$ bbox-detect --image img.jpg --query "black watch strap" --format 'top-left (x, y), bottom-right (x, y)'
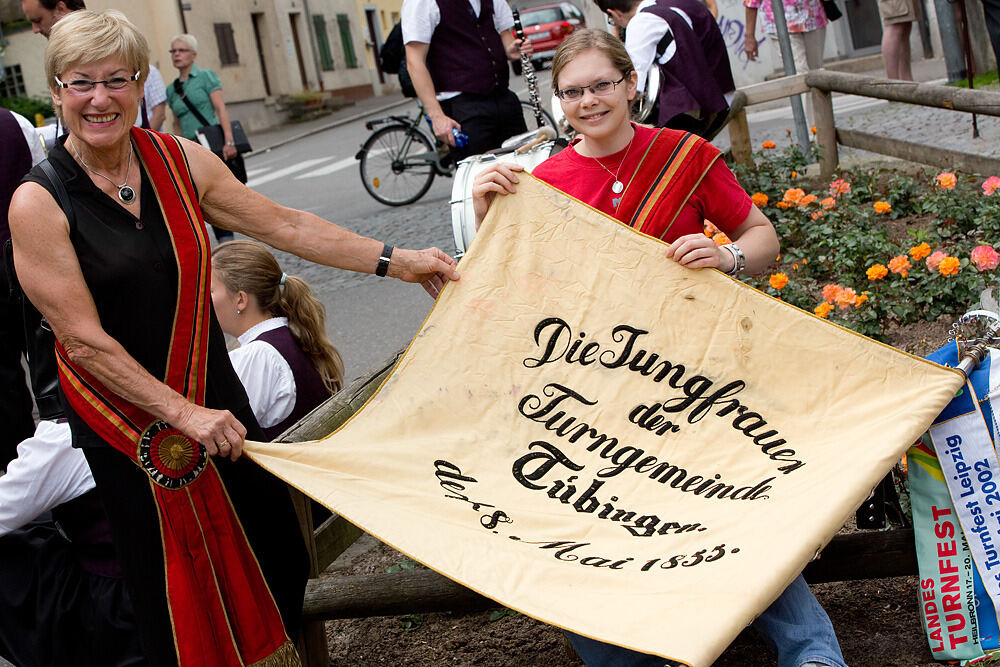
top-left (376, 243), bottom-right (394, 277)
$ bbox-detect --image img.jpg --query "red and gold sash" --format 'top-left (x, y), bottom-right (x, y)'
top-left (56, 128), bottom-right (299, 667)
top-left (615, 129), bottom-right (721, 241)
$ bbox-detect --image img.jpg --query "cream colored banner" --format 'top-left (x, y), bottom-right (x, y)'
top-left (246, 176), bottom-right (963, 666)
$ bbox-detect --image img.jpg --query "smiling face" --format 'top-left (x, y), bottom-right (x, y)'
top-left (53, 56), bottom-right (142, 151)
top-left (556, 48), bottom-right (637, 152)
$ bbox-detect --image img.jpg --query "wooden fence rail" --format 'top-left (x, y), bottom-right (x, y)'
top-left (727, 69), bottom-right (1000, 180)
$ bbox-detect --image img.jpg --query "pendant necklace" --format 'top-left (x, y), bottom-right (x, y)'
top-left (591, 129), bottom-right (635, 195)
top-left (72, 138), bottom-right (136, 205)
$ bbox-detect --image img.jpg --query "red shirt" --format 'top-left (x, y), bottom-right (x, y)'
top-left (532, 124), bottom-right (752, 241)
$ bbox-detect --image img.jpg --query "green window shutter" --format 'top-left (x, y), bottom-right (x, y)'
top-left (313, 14), bottom-right (335, 70)
top-left (336, 14), bottom-right (358, 69)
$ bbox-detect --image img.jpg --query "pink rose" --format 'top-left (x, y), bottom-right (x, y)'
top-left (972, 245), bottom-right (1000, 272)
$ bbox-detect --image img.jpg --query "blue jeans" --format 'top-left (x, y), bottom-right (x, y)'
top-left (565, 574), bottom-right (847, 667)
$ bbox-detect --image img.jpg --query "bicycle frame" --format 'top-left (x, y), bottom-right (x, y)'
top-left (357, 106), bottom-right (454, 177)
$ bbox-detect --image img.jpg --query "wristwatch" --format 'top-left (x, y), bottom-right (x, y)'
top-left (224, 141), bottom-right (236, 147)
top-left (722, 243), bottom-right (745, 276)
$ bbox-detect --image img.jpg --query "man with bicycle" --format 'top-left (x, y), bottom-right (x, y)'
top-left (402, 0), bottom-right (531, 161)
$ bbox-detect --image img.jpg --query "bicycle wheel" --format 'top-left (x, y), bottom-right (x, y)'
top-left (359, 124), bottom-right (437, 206)
top-left (519, 100), bottom-right (559, 139)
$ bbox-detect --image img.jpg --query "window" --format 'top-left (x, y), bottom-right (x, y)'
top-left (336, 14), bottom-right (359, 69)
top-left (0, 64), bottom-right (26, 98)
top-left (214, 22), bottom-right (239, 65)
top-left (313, 14), bottom-right (336, 70)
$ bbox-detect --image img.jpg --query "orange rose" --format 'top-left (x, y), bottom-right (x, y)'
top-left (888, 255), bottom-right (911, 277)
top-left (811, 211), bottom-right (824, 221)
top-left (935, 172), bottom-right (957, 190)
top-left (798, 194), bottom-right (818, 207)
top-left (783, 188), bottom-right (805, 204)
top-left (834, 287), bottom-right (858, 309)
top-left (751, 192), bottom-right (769, 207)
top-left (938, 256), bottom-right (961, 276)
top-left (866, 264), bottom-right (888, 280)
top-left (762, 141), bottom-right (777, 149)
top-left (814, 302), bottom-right (833, 318)
top-left (854, 293), bottom-right (869, 306)
top-left (769, 273), bottom-right (789, 290)
top-left (873, 201), bottom-right (891, 214)
top-left (821, 283), bottom-right (843, 303)
top-left (776, 201), bottom-right (791, 210)
top-left (909, 242), bottom-right (931, 261)
top-left (821, 197), bottom-right (836, 210)
top-left (712, 232), bottom-right (732, 246)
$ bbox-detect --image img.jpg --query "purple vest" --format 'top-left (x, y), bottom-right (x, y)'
top-left (51, 489), bottom-right (123, 578)
top-left (427, 0), bottom-right (510, 95)
top-left (256, 325), bottom-right (331, 440)
top-left (1, 109), bottom-right (33, 246)
top-left (641, 0), bottom-right (735, 126)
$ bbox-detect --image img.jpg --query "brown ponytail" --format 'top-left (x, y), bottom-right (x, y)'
top-left (212, 240), bottom-right (345, 393)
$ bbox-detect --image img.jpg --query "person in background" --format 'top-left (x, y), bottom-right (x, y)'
top-left (470, 29), bottom-right (846, 667)
top-left (137, 64), bottom-right (167, 131)
top-left (878, 0), bottom-right (917, 80)
top-left (19, 0), bottom-right (83, 37)
top-left (10, 10), bottom-right (457, 666)
top-left (401, 0), bottom-right (531, 161)
top-left (165, 32), bottom-right (240, 242)
top-left (597, 0), bottom-right (735, 138)
top-left (744, 0), bottom-right (828, 74)
top-left (1, 109), bottom-right (47, 470)
top-left (211, 240), bottom-right (344, 440)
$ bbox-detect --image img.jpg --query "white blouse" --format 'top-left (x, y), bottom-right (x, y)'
top-left (229, 317), bottom-right (297, 430)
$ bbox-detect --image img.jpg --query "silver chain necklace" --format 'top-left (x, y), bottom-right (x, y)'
top-left (71, 138), bottom-right (136, 205)
top-left (590, 129), bottom-right (636, 195)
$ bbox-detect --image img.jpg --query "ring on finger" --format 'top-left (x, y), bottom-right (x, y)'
top-left (218, 439), bottom-right (230, 449)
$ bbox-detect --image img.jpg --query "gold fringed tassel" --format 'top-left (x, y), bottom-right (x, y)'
top-left (249, 641), bottom-right (302, 667)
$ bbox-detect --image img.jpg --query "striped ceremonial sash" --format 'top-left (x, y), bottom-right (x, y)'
top-left (616, 129), bottom-right (721, 240)
top-left (56, 128), bottom-right (299, 667)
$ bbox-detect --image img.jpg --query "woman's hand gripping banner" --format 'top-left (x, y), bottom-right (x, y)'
top-left (246, 176), bottom-right (964, 666)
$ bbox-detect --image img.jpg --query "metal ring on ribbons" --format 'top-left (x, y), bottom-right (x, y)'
top-left (138, 420), bottom-right (209, 489)
top-left (950, 309), bottom-right (1000, 345)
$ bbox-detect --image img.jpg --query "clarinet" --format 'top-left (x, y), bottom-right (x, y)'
top-left (512, 8), bottom-right (546, 130)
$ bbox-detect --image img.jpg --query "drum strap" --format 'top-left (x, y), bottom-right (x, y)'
top-left (617, 129), bottom-right (720, 240)
top-left (56, 127), bottom-right (299, 667)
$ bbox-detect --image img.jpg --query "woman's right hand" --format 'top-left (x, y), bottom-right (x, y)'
top-left (174, 403), bottom-right (248, 461)
top-left (472, 163), bottom-right (525, 230)
top-left (744, 35), bottom-right (759, 61)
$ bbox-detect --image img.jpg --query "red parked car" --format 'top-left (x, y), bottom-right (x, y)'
top-left (512, 2), bottom-right (586, 74)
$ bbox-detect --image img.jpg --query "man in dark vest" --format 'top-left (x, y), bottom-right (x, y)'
top-left (402, 0), bottom-right (531, 161)
top-left (1, 109), bottom-right (46, 469)
top-left (597, 0), bottom-right (735, 139)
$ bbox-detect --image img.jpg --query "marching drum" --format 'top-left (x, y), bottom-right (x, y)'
top-left (450, 133), bottom-right (561, 256)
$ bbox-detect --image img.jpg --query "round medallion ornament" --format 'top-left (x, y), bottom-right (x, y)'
top-left (118, 185), bottom-right (136, 205)
top-left (138, 420), bottom-right (208, 489)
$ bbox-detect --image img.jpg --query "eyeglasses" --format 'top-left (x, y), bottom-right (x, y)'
top-left (54, 71), bottom-right (140, 93)
top-left (554, 73), bottom-right (629, 102)
top-left (168, 48), bottom-right (192, 54)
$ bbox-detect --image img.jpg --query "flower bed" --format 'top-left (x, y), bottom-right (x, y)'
top-left (729, 139), bottom-right (1000, 342)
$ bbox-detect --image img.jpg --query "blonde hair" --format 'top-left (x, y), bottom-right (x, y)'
top-left (170, 34), bottom-right (198, 52)
top-left (46, 10), bottom-right (149, 94)
top-left (551, 29), bottom-right (633, 92)
top-left (212, 241), bottom-right (345, 394)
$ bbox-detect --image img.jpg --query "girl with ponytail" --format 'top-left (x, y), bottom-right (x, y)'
top-left (211, 240), bottom-right (345, 440)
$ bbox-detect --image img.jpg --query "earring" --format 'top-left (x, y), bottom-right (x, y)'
top-left (236, 309), bottom-right (242, 316)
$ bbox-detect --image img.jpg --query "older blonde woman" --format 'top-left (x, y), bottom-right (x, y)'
top-left (9, 10), bottom-right (457, 666)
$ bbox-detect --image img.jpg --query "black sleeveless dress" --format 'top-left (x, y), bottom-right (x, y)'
top-left (24, 137), bottom-right (309, 666)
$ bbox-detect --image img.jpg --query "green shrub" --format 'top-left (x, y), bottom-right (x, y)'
top-left (0, 96), bottom-right (54, 122)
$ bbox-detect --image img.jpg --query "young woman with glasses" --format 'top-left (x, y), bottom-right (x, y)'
top-left (471, 28), bottom-right (847, 667)
top-left (472, 28), bottom-right (777, 279)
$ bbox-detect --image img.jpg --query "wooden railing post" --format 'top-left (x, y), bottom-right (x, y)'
top-left (728, 108), bottom-right (753, 167)
top-left (811, 85), bottom-right (837, 181)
